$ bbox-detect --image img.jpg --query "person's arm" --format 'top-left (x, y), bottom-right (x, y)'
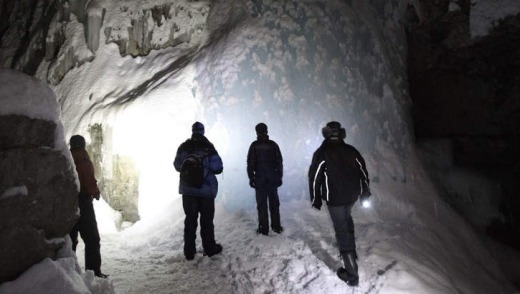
top-left (308, 149), bottom-right (324, 210)
top-left (208, 145), bottom-right (223, 175)
top-left (355, 150), bottom-right (370, 195)
top-left (80, 157), bottom-right (101, 199)
top-left (246, 143), bottom-right (256, 187)
top-left (274, 142), bottom-right (283, 181)
top-left (173, 143), bottom-right (187, 172)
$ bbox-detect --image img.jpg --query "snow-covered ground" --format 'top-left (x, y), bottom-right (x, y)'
top-left (3, 171), bottom-right (516, 294)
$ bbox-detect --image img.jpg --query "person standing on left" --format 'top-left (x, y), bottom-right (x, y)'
top-left (174, 122), bottom-right (224, 260)
top-left (69, 135), bottom-right (108, 278)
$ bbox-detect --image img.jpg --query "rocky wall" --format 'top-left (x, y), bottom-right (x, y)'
top-left (0, 114), bottom-right (78, 283)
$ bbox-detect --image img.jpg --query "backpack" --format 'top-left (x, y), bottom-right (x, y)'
top-left (180, 153), bottom-right (206, 188)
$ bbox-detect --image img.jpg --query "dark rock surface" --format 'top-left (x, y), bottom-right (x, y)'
top-left (406, 0), bottom-right (520, 249)
top-left (0, 86), bottom-right (78, 283)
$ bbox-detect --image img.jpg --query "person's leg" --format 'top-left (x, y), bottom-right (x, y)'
top-left (69, 216), bottom-right (80, 251)
top-left (346, 213), bottom-right (357, 258)
top-left (77, 194), bottom-right (102, 276)
top-left (267, 186), bottom-right (282, 233)
top-left (199, 197), bottom-right (216, 250)
top-left (328, 204), bottom-right (356, 253)
top-left (69, 193), bottom-right (83, 252)
top-left (200, 197), bottom-right (222, 256)
top-left (182, 195), bottom-right (199, 259)
top-left (328, 204), bottom-right (358, 285)
top-left (255, 186), bottom-right (269, 235)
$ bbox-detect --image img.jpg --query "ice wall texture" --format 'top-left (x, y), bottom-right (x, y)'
top-left (12, 0), bottom-right (414, 203)
top-left (195, 0), bottom-right (413, 201)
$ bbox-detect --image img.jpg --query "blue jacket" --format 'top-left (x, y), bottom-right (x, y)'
top-left (174, 134), bottom-right (223, 197)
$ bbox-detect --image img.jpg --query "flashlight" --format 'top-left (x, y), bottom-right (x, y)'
top-left (361, 199), bottom-right (371, 208)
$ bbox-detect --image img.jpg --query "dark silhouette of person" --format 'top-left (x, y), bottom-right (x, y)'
top-left (247, 123), bottom-right (284, 235)
top-left (174, 122), bottom-right (224, 260)
top-left (308, 121), bottom-right (371, 287)
top-left (69, 135), bottom-right (107, 278)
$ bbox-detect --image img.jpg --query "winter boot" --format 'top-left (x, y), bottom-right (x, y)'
top-left (337, 252), bottom-right (359, 286)
top-left (184, 251), bottom-right (195, 261)
top-left (203, 243), bottom-right (223, 257)
top-left (272, 226), bottom-right (284, 234)
top-left (256, 226), bottom-right (268, 236)
top-left (94, 271), bottom-right (109, 278)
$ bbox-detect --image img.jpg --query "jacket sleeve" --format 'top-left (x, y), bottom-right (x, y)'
top-left (308, 149), bottom-right (325, 208)
top-left (274, 142), bottom-right (283, 179)
top-left (79, 157), bottom-right (100, 196)
top-left (173, 144), bottom-right (186, 172)
top-left (246, 142), bottom-right (255, 180)
top-left (208, 148), bottom-right (223, 175)
top-left (355, 150), bottom-right (370, 194)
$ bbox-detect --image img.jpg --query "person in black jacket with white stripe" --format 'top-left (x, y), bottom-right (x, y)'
top-left (308, 121), bottom-right (371, 287)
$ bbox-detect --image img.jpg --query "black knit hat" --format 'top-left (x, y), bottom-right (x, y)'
top-left (70, 135), bottom-right (86, 149)
top-left (192, 121), bottom-right (205, 134)
top-left (255, 123), bottom-right (268, 134)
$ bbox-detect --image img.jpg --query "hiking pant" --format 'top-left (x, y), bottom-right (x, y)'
top-left (328, 204), bottom-right (356, 254)
top-left (255, 184), bottom-right (281, 234)
top-left (70, 192), bottom-right (102, 275)
top-left (182, 195), bottom-right (217, 254)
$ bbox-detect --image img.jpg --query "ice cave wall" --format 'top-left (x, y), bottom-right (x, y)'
top-left (1, 0), bottom-right (519, 290)
top-left (1, 0), bottom-right (416, 216)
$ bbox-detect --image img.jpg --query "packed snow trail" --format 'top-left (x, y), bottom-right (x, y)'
top-left (76, 199), bottom-right (395, 294)
top-left (75, 194), bottom-right (513, 294)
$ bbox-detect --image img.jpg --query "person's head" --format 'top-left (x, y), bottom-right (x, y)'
top-left (69, 135), bottom-right (86, 149)
top-left (255, 122), bottom-right (268, 135)
top-left (321, 121), bottom-right (346, 140)
top-left (192, 121), bottom-right (205, 135)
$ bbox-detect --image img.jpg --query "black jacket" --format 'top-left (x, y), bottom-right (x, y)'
top-left (247, 134), bottom-right (283, 187)
top-left (308, 138), bottom-right (370, 207)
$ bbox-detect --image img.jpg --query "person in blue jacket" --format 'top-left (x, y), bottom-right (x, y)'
top-left (308, 121), bottom-right (371, 287)
top-left (247, 123), bottom-right (284, 235)
top-left (174, 121), bottom-right (223, 260)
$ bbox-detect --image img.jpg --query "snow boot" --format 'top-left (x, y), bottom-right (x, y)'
top-left (272, 226), bottom-right (284, 234)
top-left (256, 226), bottom-right (268, 236)
top-left (94, 271), bottom-right (109, 279)
top-left (337, 252), bottom-right (359, 286)
top-left (203, 243), bottom-right (223, 257)
top-left (184, 251), bottom-right (195, 261)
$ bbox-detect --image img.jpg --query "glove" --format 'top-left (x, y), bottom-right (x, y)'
top-left (360, 190), bottom-right (371, 203)
top-left (249, 179), bottom-right (255, 188)
top-left (93, 192), bottom-right (101, 201)
top-left (360, 191), bottom-right (371, 208)
top-left (312, 202), bottom-right (321, 210)
top-left (277, 178), bottom-right (282, 187)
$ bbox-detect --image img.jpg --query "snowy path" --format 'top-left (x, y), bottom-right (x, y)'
top-left (76, 199), bottom-right (391, 294)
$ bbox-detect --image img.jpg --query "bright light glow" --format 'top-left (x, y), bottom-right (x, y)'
top-left (362, 199), bottom-right (371, 208)
top-left (93, 197), bottom-right (119, 234)
top-left (110, 74), bottom-right (199, 220)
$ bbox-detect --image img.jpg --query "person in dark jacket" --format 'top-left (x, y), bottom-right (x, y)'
top-left (69, 135), bottom-right (108, 278)
top-left (174, 122), bottom-right (224, 260)
top-left (308, 121), bottom-right (371, 287)
top-left (247, 123), bottom-right (284, 235)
